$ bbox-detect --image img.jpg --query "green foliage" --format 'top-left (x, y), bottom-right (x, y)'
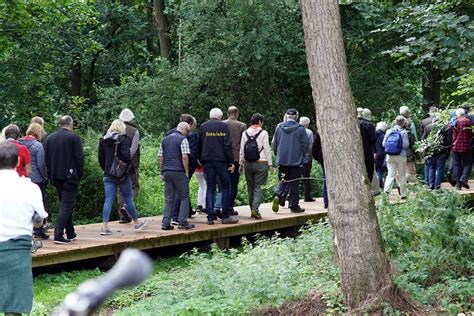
top-left (378, 187), bottom-right (474, 313)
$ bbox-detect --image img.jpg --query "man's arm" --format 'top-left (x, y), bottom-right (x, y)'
top-left (182, 154), bottom-right (189, 177)
top-left (130, 130), bottom-right (139, 158)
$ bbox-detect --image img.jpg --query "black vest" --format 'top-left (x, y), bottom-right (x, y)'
top-left (162, 131), bottom-right (186, 172)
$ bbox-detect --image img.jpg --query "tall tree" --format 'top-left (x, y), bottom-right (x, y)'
top-left (154, 0), bottom-right (171, 59)
top-left (300, 0), bottom-right (421, 312)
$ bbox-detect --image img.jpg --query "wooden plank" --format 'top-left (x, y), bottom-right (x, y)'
top-left (32, 200), bottom-right (328, 268)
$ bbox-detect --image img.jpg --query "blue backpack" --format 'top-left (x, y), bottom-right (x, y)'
top-left (384, 129), bottom-right (403, 155)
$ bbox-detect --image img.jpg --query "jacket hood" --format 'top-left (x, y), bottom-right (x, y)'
top-left (280, 120), bottom-right (301, 133)
top-left (103, 132), bottom-right (121, 144)
top-left (245, 126), bottom-right (262, 136)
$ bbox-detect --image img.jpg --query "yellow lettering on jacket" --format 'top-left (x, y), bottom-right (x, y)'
top-left (205, 132), bottom-right (226, 137)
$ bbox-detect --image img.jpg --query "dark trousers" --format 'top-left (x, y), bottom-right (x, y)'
top-left (301, 162), bottom-right (313, 200)
top-left (427, 152), bottom-right (448, 189)
top-left (172, 168), bottom-right (195, 221)
top-left (162, 171), bottom-right (190, 226)
top-left (118, 170), bottom-right (139, 210)
top-left (204, 161), bottom-right (230, 220)
top-left (52, 180), bottom-right (78, 239)
top-left (452, 151), bottom-right (472, 183)
top-left (364, 158), bottom-right (374, 183)
top-left (277, 165), bottom-right (302, 209)
top-left (321, 166), bottom-right (328, 208)
top-left (228, 161), bottom-right (240, 208)
top-left (33, 181), bottom-right (47, 235)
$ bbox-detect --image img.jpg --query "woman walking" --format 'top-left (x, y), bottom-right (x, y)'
top-left (98, 120), bottom-right (147, 235)
top-left (239, 113), bottom-right (272, 219)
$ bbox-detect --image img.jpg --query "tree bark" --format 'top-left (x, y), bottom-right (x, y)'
top-left (422, 62), bottom-right (441, 108)
top-left (154, 0), bottom-right (171, 59)
top-left (300, 0), bottom-right (392, 311)
top-left (71, 59), bottom-right (82, 97)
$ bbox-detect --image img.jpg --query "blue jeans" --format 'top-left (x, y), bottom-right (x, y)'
top-left (102, 176), bottom-right (138, 222)
top-left (424, 162), bottom-right (430, 185)
top-left (204, 161), bottom-right (230, 220)
top-left (427, 152), bottom-right (448, 189)
top-left (215, 191), bottom-right (222, 210)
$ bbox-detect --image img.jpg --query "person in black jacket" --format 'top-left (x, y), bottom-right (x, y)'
top-left (359, 109), bottom-right (376, 181)
top-left (375, 122), bottom-right (388, 189)
top-left (98, 120), bottom-right (147, 236)
top-left (311, 131), bottom-right (328, 209)
top-left (197, 108), bottom-right (238, 225)
top-left (45, 115), bottom-right (84, 244)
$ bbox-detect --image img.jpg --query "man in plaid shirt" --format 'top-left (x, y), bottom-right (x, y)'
top-left (451, 108), bottom-right (472, 190)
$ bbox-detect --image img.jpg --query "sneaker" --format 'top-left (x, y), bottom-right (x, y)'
top-left (161, 224), bottom-right (174, 230)
top-left (290, 206), bottom-right (305, 213)
top-left (304, 198), bottom-right (316, 202)
top-left (118, 208), bottom-right (132, 224)
top-left (279, 195), bottom-right (286, 207)
top-left (171, 220), bottom-right (179, 226)
top-left (207, 219), bottom-right (214, 225)
top-left (460, 180), bottom-right (470, 189)
top-left (189, 208), bottom-right (196, 217)
top-left (250, 209), bottom-right (262, 219)
top-left (67, 233), bottom-right (77, 241)
top-left (272, 196), bottom-right (280, 213)
top-left (33, 231), bottom-right (50, 240)
top-left (31, 240), bottom-right (43, 253)
top-left (100, 228), bottom-right (112, 236)
top-left (178, 223), bottom-right (195, 230)
top-left (135, 220), bottom-right (147, 231)
top-left (447, 173), bottom-right (456, 187)
top-left (53, 237), bottom-right (71, 245)
top-left (197, 206), bottom-right (207, 214)
top-left (222, 216), bottom-right (239, 224)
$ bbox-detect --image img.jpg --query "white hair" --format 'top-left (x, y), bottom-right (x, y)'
top-left (119, 108), bottom-right (135, 122)
top-left (362, 108), bottom-right (372, 120)
top-left (456, 108), bottom-right (465, 117)
top-left (209, 108), bottom-right (223, 120)
top-left (299, 116), bottom-right (310, 127)
top-left (177, 122), bottom-right (190, 132)
top-left (395, 115), bottom-right (407, 127)
top-left (399, 106), bottom-right (410, 116)
top-left (357, 107), bottom-right (363, 117)
top-left (376, 121), bottom-right (388, 132)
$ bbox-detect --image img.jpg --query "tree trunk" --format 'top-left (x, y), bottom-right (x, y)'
top-left (422, 62), bottom-right (441, 108)
top-left (300, 0), bottom-right (410, 312)
top-left (154, 0), bottom-right (171, 59)
top-left (71, 60), bottom-right (82, 97)
top-left (146, 1), bottom-right (157, 56)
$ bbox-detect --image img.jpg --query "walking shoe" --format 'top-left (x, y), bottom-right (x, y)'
top-left (171, 220), bottom-right (179, 226)
top-left (53, 237), bottom-right (71, 244)
top-left (100, 228), bottom-right (112, 236)
top-left (161, 224), bottom-right (174, 230)
top-left (230, 208), bottom-right (239, 216)
top-left (31, 240), bottom-right (43, 253)
top-left (189, 208), bottom-right (196, 217)
top-left (215, 209), bottom-right (223, 219)
top-left (222, 216), bottom-right (239, 224)
top-left (118, 207), bottom-right (132, 224)
top-left (290, 206), bottom-right (305, 213)
top-left (207, 219), bottom-right (215, 225)
top-left (178, 223), bottom-right (195, 230)
top-left (304, 198), bottom-right (316, 202)
top-left (135, 220), bottom-right (147, 231)
top-left (250, 209), bottom-right (262, 220)
top-left (196, 206), bottom-right (207, 214)
top-left (33, 231), bottom-right (50, 240)
top-left (272, 196), bottom-right (280, 213)
top-left (279, 195), bottom-right (286, 207)
top-left (460, 180), bottom-right (470, 189)
top-left (67, 233), bottom-right (77, 241)
top-left (447, 173), bottom-right (456, 187)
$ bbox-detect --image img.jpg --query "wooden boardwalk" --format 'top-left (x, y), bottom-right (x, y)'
top-left (32, 200), bottom-right (328, 268)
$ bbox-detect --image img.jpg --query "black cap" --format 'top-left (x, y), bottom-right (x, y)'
top-left (286, 108), bottom-right (298, 115)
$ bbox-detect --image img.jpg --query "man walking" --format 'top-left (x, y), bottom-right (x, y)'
top-left (45, 115), bottom-right (84, 244)
top-left (272, 108), bottom-right (309, 213)
top-left (117, 108), bottom-right (141, 224)
top-left (299, 116), bottom-right (315, 202)
top-left (451, 108), bottom-right (472, 190)
top-left (198, 108), bottom-right (239, 225)
top-left (358, 108), bottom-right (376, 181)
top-left (159, 122), bottom-right (195, 230)
top-left (224, 106), bottom-right (246, 215)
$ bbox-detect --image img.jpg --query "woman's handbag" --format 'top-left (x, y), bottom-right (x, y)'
top-left (109, 140), bottom-right (131, 182)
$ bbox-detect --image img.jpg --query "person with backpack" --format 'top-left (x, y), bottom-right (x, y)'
top-left (239, 113), bottom-right (272, 219)
top-left (383, 115), bottom-right (410, 198)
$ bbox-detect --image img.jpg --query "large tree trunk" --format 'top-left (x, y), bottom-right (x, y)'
top-left (422, 62), bottom-right (441, 108)
top-left (300, 1), bottom-right (421, 312)
top-left (71, 60), bottom-right (82, 97)
top-left (154, 0), bottom-right (171, 59)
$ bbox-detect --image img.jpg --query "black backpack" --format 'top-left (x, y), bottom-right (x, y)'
top-left (244, 130), bottom-right (263, 162)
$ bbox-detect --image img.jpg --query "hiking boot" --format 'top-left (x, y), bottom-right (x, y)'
top-left (161, 224), bottom-right (174, 230)
top-left (178, 223), bottom-right (195, 230)
top-left (290, 206), bottom-right (305, 213)
top-left (460, 180), bottom-right (470, 189)
top-left (100, 228), bottom-right (112, 236)
top-left (250, 209), bottom-right (262, 220)
top-left (135, 220), bottom-right (147, 231)
top-left (53, 237), bottom-right (71, 245)
top-left (447, 173), bottom-right (456, 187)
top-left (118, 208), bottom-right (132, 224)
top-left (222, 216), bottom-right (239, 224)
top-left (272, 196), bottom-right (280, 213)
top-left (33, 231), bottom-right (50, 240)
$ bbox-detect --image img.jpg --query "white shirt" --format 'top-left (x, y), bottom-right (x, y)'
top-left (0, 170), bottom-right (48, 242)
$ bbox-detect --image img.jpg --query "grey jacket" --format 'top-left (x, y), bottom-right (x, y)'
top-left (272, 119), bottom-right (309, 167)
top-left (18, 137), bottom-right (47, 183)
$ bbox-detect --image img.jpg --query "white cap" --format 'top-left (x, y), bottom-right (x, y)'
top-left (119, 108), bottom-right (135, 122)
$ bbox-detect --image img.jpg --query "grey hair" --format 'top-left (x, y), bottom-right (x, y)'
top-left (376, 121), bottom-right (388, 132)
top-left (119, 108), bottom-right (135, 122)
top-left (357, 107), bottom-right (363, 117)
top-left (209, 108), bottom-right (223, 119)
top-left (399, 106), bottom-right (410, 116)
top-left (362, 108), bottom-right (372, 120)
top-left (456, 108), bottom-right (465, 117)
top-left (177, 122), bottom-right (190, 132)
top-left (395, 115), bottom-right (407, 127)
top-left (59, 115), bottom-right (73, 128)
top-left (299, 116), bottom-right (310, 127)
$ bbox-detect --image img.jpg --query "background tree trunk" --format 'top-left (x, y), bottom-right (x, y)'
top-left (154, 0), bottom-right (171, 59)
top-left (300, 0), bottom-right (395, 311)
top-left (422, 62), bottom-right (441, 108)
top-left (71, 60), bottom-right (82, 97)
